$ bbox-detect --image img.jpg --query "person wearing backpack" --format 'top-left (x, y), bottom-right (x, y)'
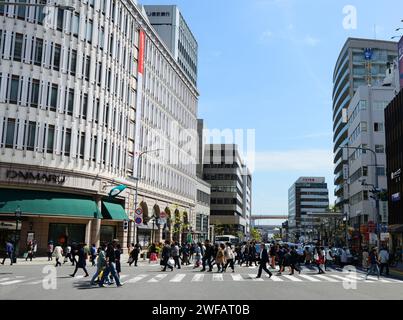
top-left (90, 245), bottom-right (106, 285)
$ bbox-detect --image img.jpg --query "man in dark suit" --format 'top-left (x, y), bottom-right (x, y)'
top-left (256, 243), bottom-right (272, 278)
top-left (201, 240), bottom-right (214, 272)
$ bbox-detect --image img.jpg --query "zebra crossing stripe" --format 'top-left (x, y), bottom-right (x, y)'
top-left (23, 280), bottom-right (42, 285)
top-left (231, 274), bottom-right (244, 281)
top-left (0, 278), bottom-right (11, 283)
top-left (191, 274), bottom-right (204, 282)
top-left (267, 275), bottom-right (284, 281)
top-left (298, 275), bottom-right (321, 282)
top-left (249, 274), bottom-right (264, 281)
top-left (170, 274), bottom-right (186, 282)
top-left (315, 275), bottom-right (340, 282)
top-left (282, 275), bottom-right (303, 282)
top-left (148, 274), bottom-right (168, 283)
top-left (120, 275), bottom-right (129, 280)
top-left (0, 279), bottom-right (25, 286)
top-left (212, 274), bottom-right (223, 281)
top-left (327, 274), bottom-right (356, 282)
top-left (127, 274), bottom-right (148, 283)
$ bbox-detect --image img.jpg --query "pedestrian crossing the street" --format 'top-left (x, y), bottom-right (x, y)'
top-left (0, 270), bottom-right (402, 288)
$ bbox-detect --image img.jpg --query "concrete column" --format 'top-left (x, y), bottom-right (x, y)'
top-left (91, 218), bottom-right (101, 247)
top-left (155, 225), bottom-right (163, 243)
top-left (128, 221), bottom-right (136, 246)
top-left (85, 220), bottom-right (92, 246)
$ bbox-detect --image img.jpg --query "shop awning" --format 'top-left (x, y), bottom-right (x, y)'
top-left (102, 201), bottom-right (128, 221)
top-left (0, 189), bottom-right (100, 218)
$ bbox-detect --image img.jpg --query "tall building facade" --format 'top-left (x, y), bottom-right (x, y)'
top-left (203, 144), bottom-right (252, 238)
top-left (0, 0), bottom-right (199, 254)
top-left (288, 177), bottom-right (329, 243)
top-left (385, 89), bottom-right (403, 253)
top-left (143, 5), bottom-right (197, 86)
top-left (344, 63), bottom-right (400, 249)
top-left (333, 38), bottom-right (397, 211)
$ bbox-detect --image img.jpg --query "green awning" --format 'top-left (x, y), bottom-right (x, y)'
top-left (0, 189), bottom-right (100, 219)
top-left (102, 201), bottom-right (128, 221)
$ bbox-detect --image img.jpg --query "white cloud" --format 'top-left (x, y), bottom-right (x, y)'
top-left (303, 35), bottom-right (320, 47)
top-left (254, 149), bottom-right (333, 172)
top-left (260, 30), bottom-right (274, 42)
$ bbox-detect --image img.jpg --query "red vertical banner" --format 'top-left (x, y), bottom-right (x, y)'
top-left (138, 29), bottom-right (145, 75)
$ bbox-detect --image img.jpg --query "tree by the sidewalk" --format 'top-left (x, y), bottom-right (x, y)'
top-left (250, 228), bottom-right (262, 242)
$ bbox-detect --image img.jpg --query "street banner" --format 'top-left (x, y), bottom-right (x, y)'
top-left (399, 36), bottom-right (403, 89)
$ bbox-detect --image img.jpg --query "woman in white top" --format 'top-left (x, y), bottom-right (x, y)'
top-left (53, 244), bottom-right (64, 267)
top-left (223, 243), bottom-right (235, 273)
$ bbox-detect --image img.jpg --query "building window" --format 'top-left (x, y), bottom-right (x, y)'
top-left (376, 166), bottom-right (386, 176)
top-left (57, 9), bottom-right (64, 31)
top-left (50, 84), bottom-right (58, 111)
top-left (47, 125), bottom-right (55, 153)
top-left (8, 75), bottom-right (20, 104)
top-left (64, 128), bottom-right (71, 156)
top-left (53, 44), bottom-right (61, 71)
top-left (13, 33), bottom-right (23, 62)
top-left (375, 145), bottom-right (384, 154)
top-left (25, 121), bottom-right (36, 151)
top-left (374, 122), bottom-right (384, 132)
top-left (30, 79), bottom-right (40, 108)
top-left (86, 19), bottom-right (93, 43)
top-left (34, 38), bottom-right (43, 66)
top-left (5, 119), bottom-right (16, 148)
top-left (70, 49), bottom-right (77, 76)
top-left (71, 13), bottom-right (79, 37)
top-left (66, 89), bottom-right (74, 115)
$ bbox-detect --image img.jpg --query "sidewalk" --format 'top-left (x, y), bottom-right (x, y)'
top-left (390, 262), bottom-right (403, 280)
top-left (4, 254), bottom-right (151, 266)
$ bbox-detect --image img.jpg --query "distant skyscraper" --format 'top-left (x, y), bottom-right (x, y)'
top-left (143, 5), bottom-right (198, 85)
top-left (288, 177), bottom-right (329, 243)
top-left (333, 38), bottom-right (397, 210)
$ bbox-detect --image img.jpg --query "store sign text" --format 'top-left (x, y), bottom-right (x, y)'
top-left (6, 170), bottom-right (66, 184)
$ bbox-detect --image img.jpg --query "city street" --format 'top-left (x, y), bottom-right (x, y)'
top-left (1, 260), bottom-right (402, 300)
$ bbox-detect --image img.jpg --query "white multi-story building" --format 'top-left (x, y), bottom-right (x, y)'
top-left (143, 5), bottom-right (198, 86)
top-left (344, 62), bottom-right (400, 247)
top-left (0, 0), bottom-right (199, 254)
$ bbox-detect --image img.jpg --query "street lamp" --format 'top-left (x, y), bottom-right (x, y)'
top-left (14, 206), bottom-right (22, 263)
top-left (0, 1), bottom-right (75, 11)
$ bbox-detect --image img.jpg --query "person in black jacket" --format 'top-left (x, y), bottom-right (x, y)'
top-left (161, 241), bottom-right (173, 272)
top-left (201, 240), bottom-right (213, 272)
top-left (256, 243), bottom-right (272, 278)
top-left (289, 246), bottom-right (301, 275)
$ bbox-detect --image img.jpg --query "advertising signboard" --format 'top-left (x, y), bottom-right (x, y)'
top-left (399, 37), bottom-right (403, 89)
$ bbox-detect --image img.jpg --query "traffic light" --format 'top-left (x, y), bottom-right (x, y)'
top-left (123, 219), bottom-right (129, 231)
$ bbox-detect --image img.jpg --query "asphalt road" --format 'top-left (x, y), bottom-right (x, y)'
top-left (1, 260), bottom-right (402, 300)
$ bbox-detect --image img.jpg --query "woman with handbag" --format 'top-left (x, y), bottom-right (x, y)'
top-left (215, 243), bottom-right (226, 273)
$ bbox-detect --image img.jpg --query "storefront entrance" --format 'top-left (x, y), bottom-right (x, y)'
top-left (100, 225), bottom-right (116, 244)
top-left (48, 223), bottom-right (86, 246)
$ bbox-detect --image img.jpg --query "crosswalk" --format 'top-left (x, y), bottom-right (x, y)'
top-left (0, 271), bottom-right (402, 287)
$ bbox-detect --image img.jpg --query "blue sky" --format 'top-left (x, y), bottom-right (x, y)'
top-left (140, 0), bottom-right (403, 224)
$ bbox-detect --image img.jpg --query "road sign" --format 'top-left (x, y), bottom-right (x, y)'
top-left (135, 208), bottom-right (143, 216)
top-left (135, 217), bottom-right (143, 225)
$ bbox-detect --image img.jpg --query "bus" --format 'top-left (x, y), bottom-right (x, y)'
top-left (214, 235), bottom-right (239, 245)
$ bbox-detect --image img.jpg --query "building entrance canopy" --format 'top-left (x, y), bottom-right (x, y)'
top-left (0, 189), bottom-right (100, 218)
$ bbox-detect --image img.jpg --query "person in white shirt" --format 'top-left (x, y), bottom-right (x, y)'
top-left (223, 243), bottom-right (235, 272)
top-left (379, 247), bottom-right (390, 276)
top-left (53, 244), bottom-right (63, 267)
top-left (325, 246), bottom-right (334, 271)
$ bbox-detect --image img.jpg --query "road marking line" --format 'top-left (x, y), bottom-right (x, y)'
top-left (283, 275), bottom-right (303, 282)
top-left (315, 275), bottom-right (340, 282)
top-left (212, 274), bottom-right (223, 281)
top-left (231, 274), bottom-right (244, 281)
top-left (0, 278), bottom-right (11, 283)
top-left (23, 280), bottom-right (42, 285)
top-left (148, 274), bottom-right (168, 283)
top-left (298, 275), bottom-right (321, 282)
top-left (127, 274), bottom-right (148, 283)
top-left (0, 279), bottom-right (25, 286)
top-left (266, 275), bottom-right (284, 281)
top-left (249, 274), bottom-right (264, 281)
top-left (170, 274), bottom-right (186, 282)
top-left (191, 274), bottom-right (204, 282)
